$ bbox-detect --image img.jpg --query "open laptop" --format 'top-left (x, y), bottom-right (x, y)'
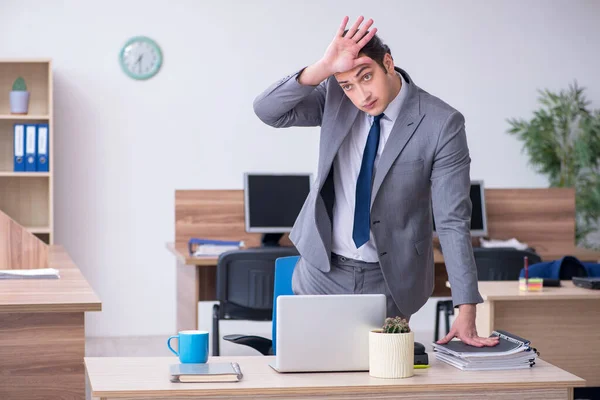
top-left (270, 294), bottom-right (386, 373)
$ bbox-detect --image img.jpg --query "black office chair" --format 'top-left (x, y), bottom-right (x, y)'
top-left (434, 247), bottom-right (542, 342)
top-left (472, 247), bottom-right (542, 280)
top-left (212, 246), bottom-right (299, 356)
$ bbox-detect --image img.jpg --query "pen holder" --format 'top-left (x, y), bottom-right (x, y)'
top-left (519, 278), bottom-right (543, 292)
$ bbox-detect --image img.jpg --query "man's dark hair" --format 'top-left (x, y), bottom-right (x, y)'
top-left (343, 30), bottom-right (392, 71)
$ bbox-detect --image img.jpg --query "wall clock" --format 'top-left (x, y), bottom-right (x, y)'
top-left (119, 36), bottom-right (163, 80)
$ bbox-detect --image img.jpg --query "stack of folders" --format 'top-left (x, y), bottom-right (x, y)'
top-left (188, 238), bottom-right (245, 257)
top-left (431, 330), bottom-right (538, 371)
top-left (13, 123), bottom-right (50, 172)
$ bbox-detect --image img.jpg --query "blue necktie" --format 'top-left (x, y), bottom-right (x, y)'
top-left (353, 113), bottom-right (384, 248)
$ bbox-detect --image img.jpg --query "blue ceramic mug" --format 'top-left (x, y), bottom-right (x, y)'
top-left (167, 330), bottom-right (209, 363)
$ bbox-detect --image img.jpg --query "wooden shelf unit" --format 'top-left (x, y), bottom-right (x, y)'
top-left (0, 59), bottom-right (53, 244)
top-left (0, 172), bottom-right (50, 177)
top-left (0, 114), bottom-right (50, 120)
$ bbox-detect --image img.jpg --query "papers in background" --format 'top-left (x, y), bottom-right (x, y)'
top-left (0, 268), bottom-right (60, 279)
top-left (193, 244), bottom-right (242, 256)
top-left (479, 237), bottom-right (529, 250)
top-left (432, 330), bottom-right (538, 371)
top-left (189, 238), bottom-right (244, 257)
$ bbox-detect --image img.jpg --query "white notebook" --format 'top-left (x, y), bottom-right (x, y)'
top-left (169, 362), bottom-right (243, 383)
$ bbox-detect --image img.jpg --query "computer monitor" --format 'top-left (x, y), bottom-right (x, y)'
top-left (432, 180), bottom-right (488, 237)
top-left (244, 173), bottom-right (312, 246)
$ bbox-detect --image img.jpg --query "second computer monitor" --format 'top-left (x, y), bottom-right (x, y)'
top-left (244, 173), bottom-right (312, 237)
top-left (432, 180), bottom-right (488, 237)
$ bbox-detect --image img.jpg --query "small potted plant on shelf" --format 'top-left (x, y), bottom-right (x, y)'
top-left (10, 76), bottom-right (30, 114)
top-left (369, 316), bottom-right (414, 378)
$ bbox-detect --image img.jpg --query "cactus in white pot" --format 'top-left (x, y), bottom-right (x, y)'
top-left (369, 316), bottom-right (414, 378)
top-left (10, 77), bottom-right (30, 114)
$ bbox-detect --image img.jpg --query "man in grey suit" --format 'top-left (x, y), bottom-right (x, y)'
top-left (253, 16), bottom-right (498, 347)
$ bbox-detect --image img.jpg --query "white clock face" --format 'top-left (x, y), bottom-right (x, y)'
top-left (120, 37), bottom-right (162, 80)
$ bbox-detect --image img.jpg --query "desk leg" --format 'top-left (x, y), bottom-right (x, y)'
top-left (433, 262), bottom-right (451, 297)
top-left (198, 265), bottom-right (216, 301)
top-left (0, 312), bottom-right (84, 399)
top-left (176, 262), bottom-right (217, 333)
top-left (176, 260), bottom-right (199, 332)
top-left (475, 301), bottom-right (493, 337)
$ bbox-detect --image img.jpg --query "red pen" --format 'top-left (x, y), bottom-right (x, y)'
top-left (524, 256), bottom-right (529, 290)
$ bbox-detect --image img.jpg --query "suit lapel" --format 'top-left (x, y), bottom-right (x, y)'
top-left (317, 95), bottom-right (358, 189)
top-left (313, 92), bottom-right (358, 257)
top-left (371, 75), bottom-right (425, 207)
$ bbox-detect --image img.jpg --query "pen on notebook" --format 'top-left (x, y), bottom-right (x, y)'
top-left (524, 256), bottom-right (529, 290)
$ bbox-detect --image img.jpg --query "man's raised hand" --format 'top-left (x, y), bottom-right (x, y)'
top-left (321, 16), bottom-right (377, 75)
top-left (297, 16), bottom-right (377, 86)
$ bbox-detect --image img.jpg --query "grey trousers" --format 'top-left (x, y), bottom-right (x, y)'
top-left (291, 254), bottom-right (408, 320)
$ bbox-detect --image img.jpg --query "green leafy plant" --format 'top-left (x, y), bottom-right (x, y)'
top-left (381, 316), bottom-right (410, 334)
top-left (507, 81), bottom-right (600, 247)
top-left (12, 77), bottom-right (27, 91)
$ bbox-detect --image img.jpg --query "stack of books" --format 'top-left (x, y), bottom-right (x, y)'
top-left (431, 330), bottom-right (538, 371)
top-left (188, 238), bottom-right (244, 257)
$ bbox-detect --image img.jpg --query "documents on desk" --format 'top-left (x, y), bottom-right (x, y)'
top-left (479, 237), bottom-right (529, 250)
top-left (431, 330), bottom-right (538, 371)
top-left (0, 268), bottom-right (60, 279)
top-left (188, 238), bottom-right (244, 257)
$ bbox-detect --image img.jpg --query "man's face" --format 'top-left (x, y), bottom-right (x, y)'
top-left (334, 53), bottom-right (396, 116)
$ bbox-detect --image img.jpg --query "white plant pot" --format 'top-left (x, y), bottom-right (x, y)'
top-left (10, 91), bottom-right (30, 114)
top-left (369, 329), bottom-right (414, 379)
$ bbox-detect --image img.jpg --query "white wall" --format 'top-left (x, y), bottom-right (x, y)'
top-left (2, 0), bottom-right (599, 337)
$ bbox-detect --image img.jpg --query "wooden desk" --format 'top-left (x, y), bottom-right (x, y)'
top-left (167, 242), bottom-right (218, 332)
top-left (85, 355), bottom-right (583, 400)
top-left (0, 245), bottom-right (102, 399)
top-left (168, 240), bottom-right (600, 332)
top-left (169, 187), bottom-right (600, 333)
top-left (434, 246), bottom-right (600, 297)
top-left (472, 280), bottom-right (600, 387)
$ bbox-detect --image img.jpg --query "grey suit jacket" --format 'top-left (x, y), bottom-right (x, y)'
top-left (253, 66), bottom-right (483, 316)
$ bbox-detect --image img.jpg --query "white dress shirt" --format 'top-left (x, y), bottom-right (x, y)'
top-left (331, 72), bottom-right (408, 262)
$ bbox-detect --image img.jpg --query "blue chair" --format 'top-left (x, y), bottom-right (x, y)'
top-left (223, 255), bottom-right (299, 355)
top-left (212, 248), bottom-right (299, 356)
top-left (227, 255), bottom-right (429, 365)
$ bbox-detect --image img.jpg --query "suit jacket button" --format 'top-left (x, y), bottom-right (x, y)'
top-left (372, 220), bottom-right (380, 225)
top-left (379, 252), bottom-right (387, 256)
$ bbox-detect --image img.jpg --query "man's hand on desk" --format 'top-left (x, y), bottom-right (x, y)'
top-left (436, 304), bottom-right (500, 347)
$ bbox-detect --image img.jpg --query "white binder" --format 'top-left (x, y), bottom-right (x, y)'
top-left (24, 124), bottom-right (37, 172)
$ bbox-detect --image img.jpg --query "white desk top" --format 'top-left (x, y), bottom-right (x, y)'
top-left (85, 355), bottom-right (584, 398)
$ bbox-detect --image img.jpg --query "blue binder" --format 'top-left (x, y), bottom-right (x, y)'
top-left (24, 124), bottom-right (37, 172)
top-left (36, 123), bottom-right (49, 172)
top-left (13, 123), bottom-right (25, 172)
